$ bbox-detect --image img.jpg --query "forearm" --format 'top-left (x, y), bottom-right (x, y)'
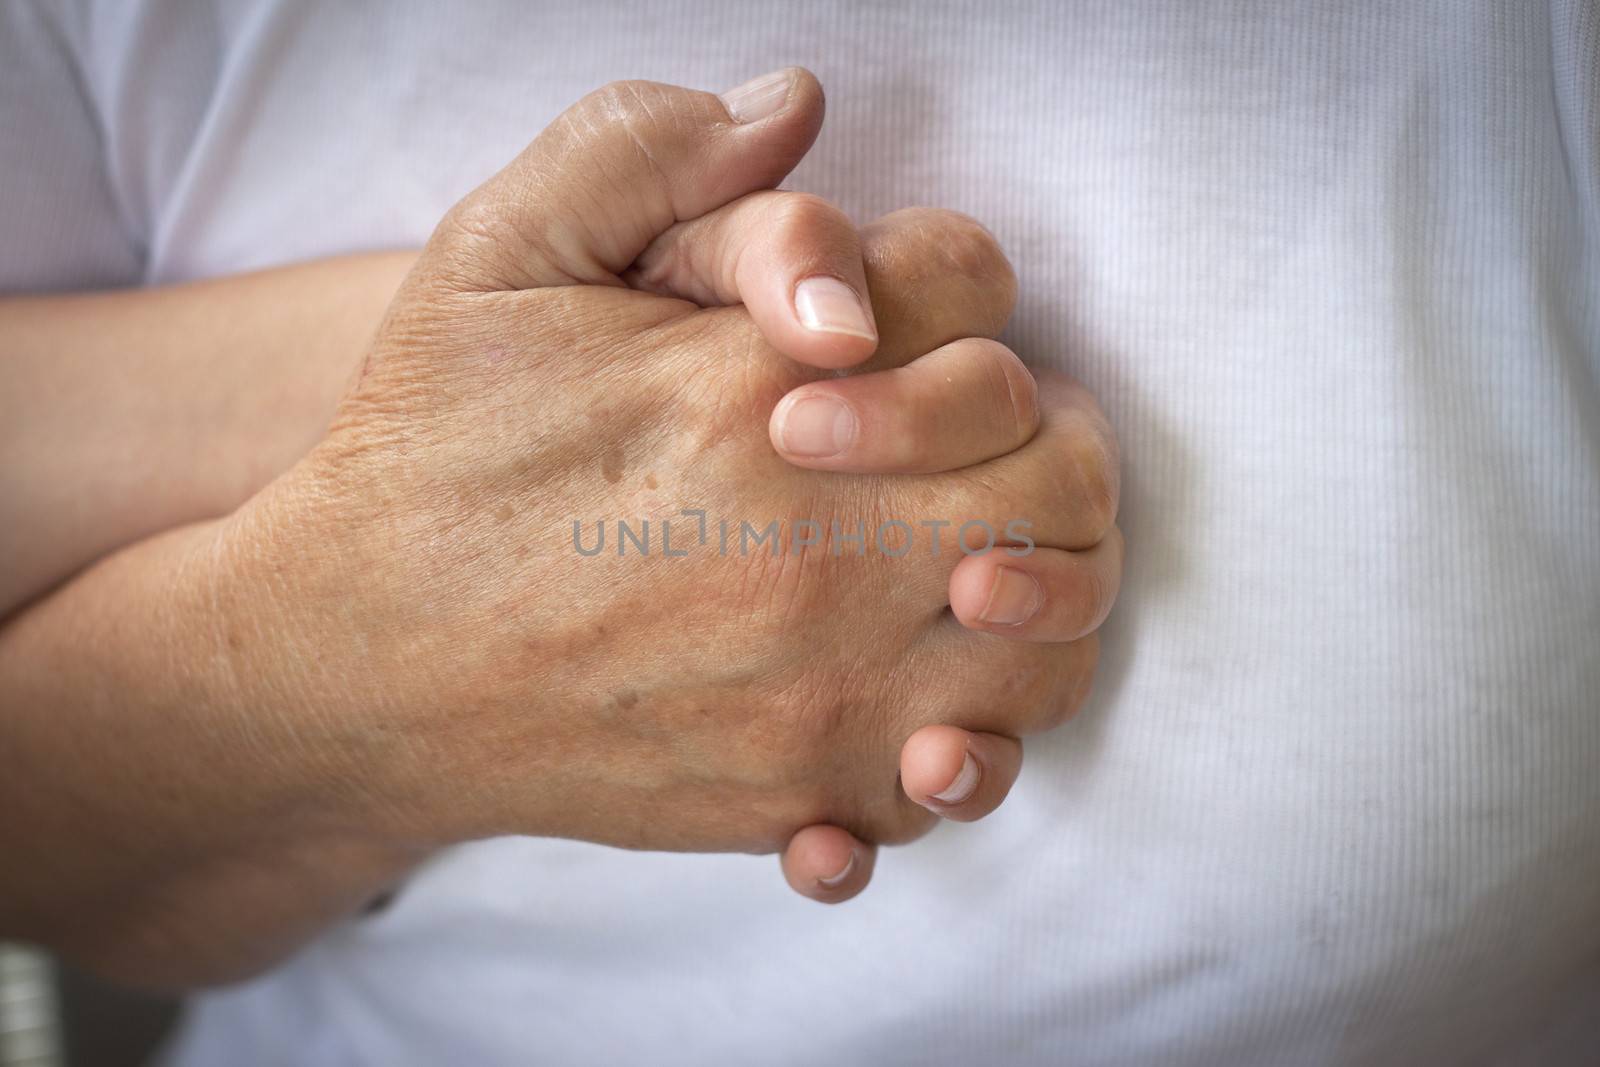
top-left (0, 518), bottom-right (426, 990)
top-left (0, 251), bottom-right (416, 614)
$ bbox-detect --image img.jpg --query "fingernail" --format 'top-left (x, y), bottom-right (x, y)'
top-left (817, 851), bottom-right (856, 889)
top-left (794, 276), bottom-right (875, 341)
top-left (775, 394), bottom-right (857, 458)
top-left (719, 68), bottom-right (794, 123)
top-left (932, 753), bottom-right (980, 805)
top-left (979, 567), bottom-right (1043, 625)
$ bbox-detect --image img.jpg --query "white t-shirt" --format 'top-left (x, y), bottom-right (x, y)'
top-left (4, 1), bottom-right (1598, 1063)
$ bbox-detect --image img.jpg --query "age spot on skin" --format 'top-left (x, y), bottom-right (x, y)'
top-left (645, 473), bottom-right (659, 490)
top-left (601, 447), bottom-right (626, 484)
top-left (493, 503), bottom-right (515, 523)
top-left (615, 689), bottom-right (639, 709)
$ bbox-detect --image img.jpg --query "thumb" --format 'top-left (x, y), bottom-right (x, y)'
top-left (425, 68), bottom-right (824, 293)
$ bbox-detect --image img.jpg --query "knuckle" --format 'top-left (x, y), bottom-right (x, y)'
top-left (440, 194), bottom-right (500, 246)
top-left (771, 191), bottom-right (837, 233)
top-left (1094, 531), bottom-right (1125, 623)
top-left (582, 79), bottom-right (669, 130)
top-left (1067, 559), bottom-right (1108, 638)
top-left (1016, 646), bottom-right (1062, 710)
top-left (865, 208), bottom-right (1016, 321)
top-left (575, 80), bottom-right (688, 203)
top-left (433, 194), bottom-right (525, 288)
top-left (767, 193), bottom-right (860, 273)
top-left (1061, 633), bottom-right (1101, 721)
top-left (1076, 438), bottom-right (1120, 538)
top-left (963, 338), bottom-right (1038, 444)
top-left (923, 209), bottom-right (1003, 266)
top-left (1017, 637), bottom-right (1102, 734)
top-left (1054, 420), bottom-right (1119, 541)
top-left (1032, 372), bottom-right (1120, 540)
top-left (919, 210), bottom-right (1017, 319)
top-left (981, 641), bottom-right (1059, 726)
top-left (1032, 637), bottom-right (1098, 732)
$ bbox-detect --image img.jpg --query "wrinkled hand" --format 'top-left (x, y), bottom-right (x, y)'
top-left (219, 69), bottom-right (1121, 902)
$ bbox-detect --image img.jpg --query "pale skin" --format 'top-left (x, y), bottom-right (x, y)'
top-left (0, 68), bottom-right (1123, 989)
top-left (0, 251), bottom-right (418, 613)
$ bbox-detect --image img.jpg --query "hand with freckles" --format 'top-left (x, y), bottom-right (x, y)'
top-left (217, 67), bottom-right (1122, 900)
top-left (0, 67), bottom-right (1125, 990)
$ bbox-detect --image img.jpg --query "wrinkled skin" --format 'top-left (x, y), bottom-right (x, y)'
top-left (208, 73), bottom-right (1118, 882)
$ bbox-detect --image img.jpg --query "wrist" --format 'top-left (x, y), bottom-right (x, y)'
top-left (0, 514), bottom-right (431, 987)
top-left (205, 474), bottom-right (460, 852)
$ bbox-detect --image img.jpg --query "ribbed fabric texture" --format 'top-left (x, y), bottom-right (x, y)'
top-left (3, 2), bottom-right (1597, 1063)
